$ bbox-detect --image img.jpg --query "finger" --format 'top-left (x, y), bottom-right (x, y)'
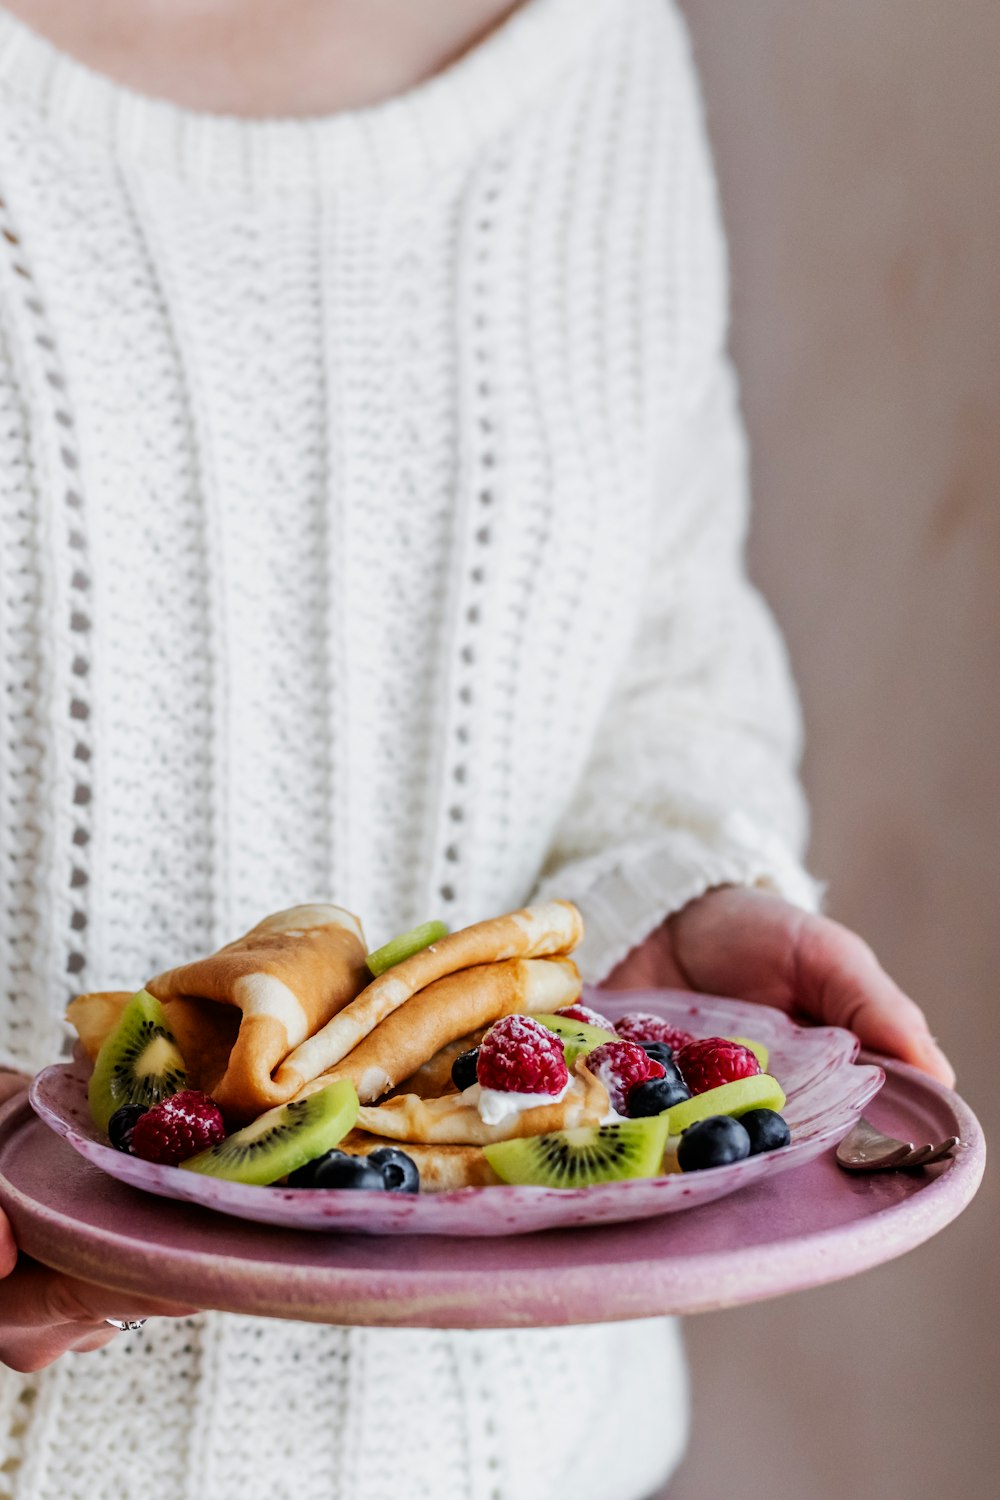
top-left (795, 916), bottom-right (956, 1087)
top-left (69, 1326), bottom-right (123, 1355)
top-left (0, 1210), bottom-right (19, 1279)
top-left (0, 1258), bottom-right (197, 1330)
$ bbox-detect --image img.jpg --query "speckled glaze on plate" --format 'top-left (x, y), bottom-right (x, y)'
top-left (29, 989), bottom-right (883, 1237)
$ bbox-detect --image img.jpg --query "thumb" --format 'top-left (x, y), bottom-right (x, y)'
top-left (796, 916), bottom-right (956, 1088)
top-left (0, 1210), bottom-right (17, 1279)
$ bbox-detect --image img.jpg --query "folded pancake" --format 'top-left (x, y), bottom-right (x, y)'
top-left (303, 955), bottom-right (580, 1104)
top-left (274, 900), bottom-right (583, 1097)
top-left (67, 991), bottom-right (132, 1061)
top-left (146, 904), bottom-right (370, 1123)
top-left (392, 1029), bottom-right (488, 1099)
top-left (339, 1130), bottom-right (500, 1191)
top-left (353, 1061), bottom-right (608, 1145)
top-left (67, 988), bottom-right (241, 1098)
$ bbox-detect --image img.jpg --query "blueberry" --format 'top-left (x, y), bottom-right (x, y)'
top-left (740, 1108), bottom-right (791, 1156)
top-left (288, 1150), bottom-right (387, 1191)
top-left (451, 1046), bottom-right (480, 1092)
top-left (676, 1115), bottom-right (751, 1171)
top-left (107, 1103), bottom-right (147, 1153)
top-left (368, 1146), bottom-right (420, 1194)
top-left (627, 1074), bottom-right (691, 1117)
top-left (638, 1041), bottom-right (674, 1067)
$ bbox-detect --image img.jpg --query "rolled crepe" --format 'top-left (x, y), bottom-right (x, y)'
top-left (304, 955), bottom-right (580, 1104)
top-left (392, 1029), bottom-right (488, 1099)
top-left (146, 904), bottom-right (370, 1123)
top-left (339, 1130), bottom-right (500, 1191)
top-left (66, 989), bottom-right (241, 1098)
top-left (275, 900), bottom-right (583, 1097)
top-left (354, 1062), bottom-right (608, 1145)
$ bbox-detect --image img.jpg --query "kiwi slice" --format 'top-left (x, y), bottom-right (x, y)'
top-left (88, 989), bottom-right (187, 1133)
top-left (726, 1035), bottom-right (769, 1071)
top-left (532, 1013), bottom-right (618, 1068)
top-left (367, 920), bottom-right (449, 977)
top-left (180, 1080), bottom-right (359, 1185)
top-left (483, 1115), bottom-right (670, 1188)
top-left (664, 1074), bottom-right (785, 1135)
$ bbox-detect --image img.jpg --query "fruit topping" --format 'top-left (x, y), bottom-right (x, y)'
top-left (88, 989), bottom-right (187, 1133)
top-left (661, 1073), bottom-right (786, 1135)
top-left (676, 1037), bottom-right (761, 1096)
top-left (554, 1002), bottom-right (616, 1032)
top-left (288, 1149), bottom-right (386, 1191)
top-left (583, 1040), bottom-right (665, 1115)
top-left (131, 1090), bottom-right (225, 1167)
top-left (626, 1072), bottom-right (691, 1118)
top-left (637, 1041), bottom-right (675, 1067)
top-left (367, 1146), bottom-right (421, 1193)
top-left (727, 1035), bottom-right (769, 1070)
top-left (451, 1046), bottom-right (481, 1091)
top-left (677, 1115), bottom-right (751, 1171)
top-left (614, 1013), bottom-right (695, 1052)
top-left (366, 920), bottom-right (449, 977)
top-left (181, 1079), bottom-right (359, 1185)
top-left (740, 1108), bottom-right (791, 1155)
top-left (531, 1012), bottom-right (618, 1068)
top-left (107, 1103), bottom-right (148, 1154)
top-left (483, 1114), bottom-right (670, 1187)
top-left (476, 1015), bottom-right (569, 1096)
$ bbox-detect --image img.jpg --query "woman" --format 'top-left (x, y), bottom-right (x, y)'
top-left (0, 2), bottom-right (953, 1496)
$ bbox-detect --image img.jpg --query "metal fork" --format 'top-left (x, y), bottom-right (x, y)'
top-left (836, 1116), bottom-right (959, 1172)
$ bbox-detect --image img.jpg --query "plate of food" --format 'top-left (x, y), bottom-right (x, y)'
top-left (30, 900), bottom-right (884, 1237)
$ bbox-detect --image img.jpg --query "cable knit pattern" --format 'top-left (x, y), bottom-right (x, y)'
top-left (0, 0), bottom-right (817, 1495)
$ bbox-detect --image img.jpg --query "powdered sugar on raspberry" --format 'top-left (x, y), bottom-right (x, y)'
top-left (583, 1040), bottom-right (665, 1115)
top-left (477, 1014), bottom-right (569, 1096)
top-left (676, 1037), bottom-right (761, 1096)
top-left (555, 1003), bottom-right (615, 1032)
top-left (130, 1089), bottom-right (226, 1167)
top-left (614, 1013), bottom-right (696, 1052)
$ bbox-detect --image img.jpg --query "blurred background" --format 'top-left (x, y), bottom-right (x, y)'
top-left (668, 3), bottom-right (998, 1497)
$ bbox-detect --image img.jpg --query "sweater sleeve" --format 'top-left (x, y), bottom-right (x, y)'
top-left (534, 352), bottom-right (823, 981)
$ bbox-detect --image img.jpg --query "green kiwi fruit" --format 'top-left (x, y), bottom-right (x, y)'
top-left (367, 920), bottom-right (449, 977)
top-left (483, 1115), bottom-right (670, 1188)
top-left (181, 1080), bottom-right (359, 1185)
top-left (88, 989), bottom-right (187, 1133)
top-left (663, 1074), bottom-right (785, 1135)
top-left (531, 1013), bottom-right (618, 1068)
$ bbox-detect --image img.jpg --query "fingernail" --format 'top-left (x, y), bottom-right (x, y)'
top-left (920, 1035), bottom-right (956, 1088)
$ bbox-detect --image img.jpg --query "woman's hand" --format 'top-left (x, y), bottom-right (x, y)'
top-left (0, 1071), bottom-right (197, 1372)
top-left (602, 885), bottom-right (955, 1086)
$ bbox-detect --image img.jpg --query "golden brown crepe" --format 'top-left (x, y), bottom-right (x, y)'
top-left (353, 1061), bottom-right (608, 1145)
top-left (392, 1029), bottom-right (487, 1098)
top-left (339, 1129), bottom-right (500, 1191)
top-left (273, 900), bottom-right (583, 1098)
top-left (303, 954), bottom-right (580, 1104)
top-left (146, 904), bottom-right (370, 1123)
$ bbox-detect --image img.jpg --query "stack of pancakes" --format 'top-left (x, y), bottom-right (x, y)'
top-left (68, 900), bottom-right (610, 1190)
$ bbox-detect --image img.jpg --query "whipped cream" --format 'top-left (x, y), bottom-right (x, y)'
top-left (463, 1080), bottom-right (572, 1127)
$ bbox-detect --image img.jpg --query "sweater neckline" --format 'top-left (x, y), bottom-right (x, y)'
top-left (0, 0), bottom-right (615, 193)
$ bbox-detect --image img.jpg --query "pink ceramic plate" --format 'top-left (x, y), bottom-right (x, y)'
top-left (29, 989), bottom-right (883, 1237)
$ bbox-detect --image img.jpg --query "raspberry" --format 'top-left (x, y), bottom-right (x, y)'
top-left (477, 1015), bottom-right (570, 1095)
top-left (614, 1013), bottom-right (696, 1052)
top-left (555, 1002), bottom-right (615, 1032)
top-left (676, 1037), bottom-right (761, 1096)
top-left (583, 1041), bottom-right (665, 1115)
top-left (131, 1090), bottom-right (226, 1166)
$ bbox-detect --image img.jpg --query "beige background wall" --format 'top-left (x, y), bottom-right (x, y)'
top-left (670, 4), bottom-right (998, 1498)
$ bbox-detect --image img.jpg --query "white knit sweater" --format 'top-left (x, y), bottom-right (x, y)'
top-left (0, 1), bottom-right (819, 1496)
